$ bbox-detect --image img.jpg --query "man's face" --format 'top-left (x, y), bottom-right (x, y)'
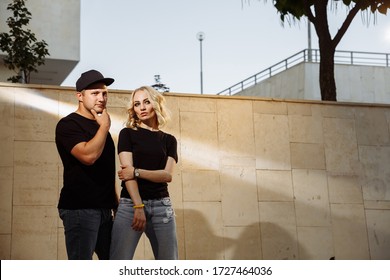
top-left (78, 82), bottom-right (108, 114)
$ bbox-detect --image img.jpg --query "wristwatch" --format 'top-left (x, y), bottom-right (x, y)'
top-left (134, 168), bottom-right (140, 178)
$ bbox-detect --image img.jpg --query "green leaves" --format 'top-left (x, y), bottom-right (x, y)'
top-left (0, 0), bottom-right (49, 83)
top-left (272, 0), bottom-right (390, 20)
top-left (273, 0), bottom-right (306, 20)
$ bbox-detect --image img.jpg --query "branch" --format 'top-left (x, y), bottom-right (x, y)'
top-left (303, 0), bottom-right (316, 24)
top-left (312, 0), bottom-right (332, 43)
top-left (332, 1), bottom-right (362, 47)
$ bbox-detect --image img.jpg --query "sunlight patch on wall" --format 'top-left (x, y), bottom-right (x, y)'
top-left (0, 87), bottom-right (125, 138)
top-left (0, 87), bottom-right (74, 117)
top-left (180, 135), bottom-right (220, 170)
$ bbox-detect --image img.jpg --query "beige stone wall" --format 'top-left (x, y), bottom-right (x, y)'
top-left (1, 83), bottom-right (390, 260)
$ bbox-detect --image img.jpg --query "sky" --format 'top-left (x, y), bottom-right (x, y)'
top-left (61, 0), bottom-right (390, 95)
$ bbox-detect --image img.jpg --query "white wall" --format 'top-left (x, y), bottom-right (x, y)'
top-left (0, 0), bottom-right (80, 84)
top-left (236, 63), bottom-right (390, 104)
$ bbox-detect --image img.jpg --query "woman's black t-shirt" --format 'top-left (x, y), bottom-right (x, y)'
top-left (117, 127), bottom-right (178, 200)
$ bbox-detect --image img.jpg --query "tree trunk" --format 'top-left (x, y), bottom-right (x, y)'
top-left (312, 0), bottom-right (337, 101)
top-left (318, 42), bottom-right (336, 101)
top-left (303, 0), bottom-right (363, 101)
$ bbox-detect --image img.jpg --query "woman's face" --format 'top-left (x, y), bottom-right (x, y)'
top-left (133, 89), bottom-right (156, 123)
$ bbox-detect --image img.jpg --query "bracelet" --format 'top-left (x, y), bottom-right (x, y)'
top-left (133, 204), bottom-right (145, 209)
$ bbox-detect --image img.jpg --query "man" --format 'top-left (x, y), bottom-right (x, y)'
top-left (55, 70), bottom-right (118, 260)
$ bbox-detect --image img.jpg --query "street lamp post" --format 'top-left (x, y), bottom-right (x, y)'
top-left (308, 20), bottom-right (312, 62)
top-left (196, 32), bottom-right (205, 94)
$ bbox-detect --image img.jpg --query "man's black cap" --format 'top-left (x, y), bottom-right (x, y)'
top-left (76, 69), bottom-right (114, 92)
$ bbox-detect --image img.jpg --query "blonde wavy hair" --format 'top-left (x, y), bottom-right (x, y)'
top-left (125, 86), bottom-right (171, 129)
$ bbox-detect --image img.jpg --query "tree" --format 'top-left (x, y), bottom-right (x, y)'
top-left (0, 0), bottom-right (49, 83)
top-left (151, 74), bottom-right (170, 93)
top-left (269, 0), bottom-right (390, 101)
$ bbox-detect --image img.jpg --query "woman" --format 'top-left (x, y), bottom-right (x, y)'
top-left (110, 86), bottom-right (178, 260)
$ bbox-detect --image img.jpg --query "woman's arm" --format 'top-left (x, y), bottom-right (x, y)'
top-left (136, 157), bottom-right (176, 183)
top-left (118, 156), bottom-right (176, 183)
top-left (118, 151), bottom-right (145, 231)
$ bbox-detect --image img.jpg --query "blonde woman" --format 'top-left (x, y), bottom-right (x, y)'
top-left (110, 86), bottom-right (178, 260)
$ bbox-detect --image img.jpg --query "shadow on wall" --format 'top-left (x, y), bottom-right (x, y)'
top-left (176, 208), bottom-right (311, 260)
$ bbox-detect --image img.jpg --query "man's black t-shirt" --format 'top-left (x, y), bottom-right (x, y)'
top-left (55, 112), bottom-right (117, 209)
top-left (117, 127), bottom-right (178, 200)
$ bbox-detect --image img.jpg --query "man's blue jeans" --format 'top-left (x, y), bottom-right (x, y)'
top-left (110, 197), bottom-right (178, 260)
top-left (59, 208), bottom-right (113, 260)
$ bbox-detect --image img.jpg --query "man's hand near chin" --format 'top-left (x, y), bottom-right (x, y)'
top-left (91, 108), bottom-right (111, 129)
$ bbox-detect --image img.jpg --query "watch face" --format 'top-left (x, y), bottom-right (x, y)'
top-left (135, 170), bottom-right (140, 177)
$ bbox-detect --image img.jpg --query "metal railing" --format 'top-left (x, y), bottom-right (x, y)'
top-left (217, 49), bottom-right (390, 96)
